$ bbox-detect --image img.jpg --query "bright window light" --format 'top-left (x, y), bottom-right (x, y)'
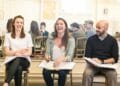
top-left (61, 0), bottom-right (90, 14)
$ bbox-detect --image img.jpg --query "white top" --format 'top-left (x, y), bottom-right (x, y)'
top-left (52, 45), bottom-right (65, 61)
top-left (4, 32), bottom-right (33, 62)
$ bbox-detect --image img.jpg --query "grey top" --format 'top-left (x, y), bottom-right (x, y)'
top-left (45, 36), bottom-right (75, 61)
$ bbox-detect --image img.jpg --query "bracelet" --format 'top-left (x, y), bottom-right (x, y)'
top-left (101, 59), bottom-right (104, 64)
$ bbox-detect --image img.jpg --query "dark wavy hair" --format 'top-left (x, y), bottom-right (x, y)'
top-left (30, 20), bottom-right (40, 36)
top-left (6, 18), bottom-right (13, 33)
top-left (54, 18), bottom-right (69, 49)
top-left (11, 15), bottom-right (25, 38)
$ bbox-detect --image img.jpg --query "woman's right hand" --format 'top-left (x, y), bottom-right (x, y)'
top-left (14, 49), bottom-right (28, 56)
top-left (14, 52), bottom-right (22, 56)
top-left (45, 55), bottom-right (51, 62)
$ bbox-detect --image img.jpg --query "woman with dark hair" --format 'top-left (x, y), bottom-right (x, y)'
top-left (29, 21), bottom-right (40, 54)
top-left (6, 18), bottom-right (13, 33)
top-left (29, 20), bottom-right (40, 37)
top-left (42, 18), bottom-right (75, 86)
top-left (3, 15), bottom-right (33, 86)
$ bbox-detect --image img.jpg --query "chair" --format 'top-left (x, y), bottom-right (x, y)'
top-left (75, 37), bottom-right (87, 58)
top-left (33, 36), bottom-right (47, 58)
top-left (23, 70), bottom-right (29, 86)
top-left (52, 70), bottom-right (73, 86)
top-left (92, 75), bottom-right (107, 86)
top-left (5, 68), bottom-right (29, 86)
top-left (52, 61), bottom-right (76, 86)
top-left (0, 35), bottom-right (5, 57)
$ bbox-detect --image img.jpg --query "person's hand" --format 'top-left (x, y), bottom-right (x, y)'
top-left (20, 49), bottom-right (28, 54)
top-left (45, 55), bottom-right (51, 62)
top-left (54, 57), bottom-right (65, 67)
top-left (92, 58), bottom-right (102, 64)
top-left (14, 52), bottom-right (22, 56)
top-left (14, 48), bottom-right (29, 56)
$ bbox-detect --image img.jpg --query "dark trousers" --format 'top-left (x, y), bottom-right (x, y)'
top-left (43, 68), bottom-right (69, 86)
top-left (5, 57), bottom-right (30, 86)
top-left (82, 65), bottom-right (117, 86)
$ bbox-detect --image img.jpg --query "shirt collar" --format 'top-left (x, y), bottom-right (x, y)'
top-left (98, 33), bottom-right (108, 41)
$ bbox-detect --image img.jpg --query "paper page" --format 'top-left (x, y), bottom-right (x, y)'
top-left (39, 60), bottom-right (76, 70)
top-left (84, 57), bottom-right (120, 70)
top-left (0, 56), bottom-right (15, 67)
top-left (0, 56), bottom-right (29, 67)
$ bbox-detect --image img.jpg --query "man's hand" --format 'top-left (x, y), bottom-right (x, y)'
top-left (92, 58), bottom-right (102, 64)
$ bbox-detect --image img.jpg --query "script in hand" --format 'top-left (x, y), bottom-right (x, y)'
top-left (84, 57), bottom-right (120, 70)
top-left (0, 56), bottom-right (29, 67)
top-left (39, 60), bottom-right (76, 70)
top-left (0, 56), bottom-right (16, 67)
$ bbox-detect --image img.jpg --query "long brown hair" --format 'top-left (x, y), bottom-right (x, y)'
top-left (11, 15), bottom-right (25, 38)
top-left (54, 18), bottom-right (69, 49)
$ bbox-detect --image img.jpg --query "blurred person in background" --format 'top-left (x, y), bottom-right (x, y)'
top-left (84, 20), bottom-right (96, 38)
top-left (6, 18), bottom-right (13, 33)
top-left (70, 22), bottom-right (86, 41)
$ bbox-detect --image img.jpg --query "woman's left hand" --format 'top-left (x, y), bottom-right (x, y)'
top-left (54, 57), bottom-right (65, 67)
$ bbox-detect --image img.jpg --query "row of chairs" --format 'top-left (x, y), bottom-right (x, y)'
top-left (19, 65), bottom-right (107, 86)
top-left (0, 36), bottom-right (5, 57)
top-left (0, 35), bottom-right (87, 58)
top-left (33, 36), bottom-right (87, 58)
top-left (33, 36), bottom-right (47, 58)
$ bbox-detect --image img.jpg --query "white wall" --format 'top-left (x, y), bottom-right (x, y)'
top-left (1, 0), bottom-right (120, 35)
top-left (0, 0), bottom-right (41, 34)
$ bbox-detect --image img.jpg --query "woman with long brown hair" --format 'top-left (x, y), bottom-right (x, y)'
top-left (3, 15), bottom-right (33, 86)
top-left (42, 18), bottom-right (75, 86)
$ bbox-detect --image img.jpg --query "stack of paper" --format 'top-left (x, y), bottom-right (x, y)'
top-left (84, 57), bottom-right (120, 70)
top-left (0, 56), bottom-right (29, 66)
top-left (39, 60), bottom-right (76, 70)
top-left (0, 56), bottom-right (16, 67)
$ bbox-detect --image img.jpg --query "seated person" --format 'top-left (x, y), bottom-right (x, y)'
top-left (42, 18), bottom-right (75, 86)
top-left (84, 20), bottom-right (96, 38)
top-left (39, 22), bottom-right (49, 37)
top-left (82, 20), bottom-right (119, 86)
top-left (70, 22), bottom-right (86, 41)
top-left (3, 15), bottom-right (33, 86)
top-left (6, 18), bottom-right (13, 33)
top-left (39, 22), bottom-right (49, 48)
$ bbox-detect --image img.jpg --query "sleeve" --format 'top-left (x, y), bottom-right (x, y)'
top-left (4, 33), bottom-right (10, 47)
top-left (112, 39), bottom-right (119, 63)
top-left (27, 33), bottom-right (33, 47)
top-left (65, 37), bottom-right (75, 61)
top-left (45, 38), bottom-right (51, 56)
top-left (85, 38), bottom-right (93, 58)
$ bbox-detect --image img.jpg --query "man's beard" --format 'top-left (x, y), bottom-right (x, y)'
top-left (96, 31), bottom-right (105, 36)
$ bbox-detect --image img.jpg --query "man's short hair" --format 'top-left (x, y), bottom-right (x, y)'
top-left (85, 20), bottom-right (94, 25)
top-left (70, 22), bottom-right (80, 29)
top-left (40, 22), bottom-right (46, 27)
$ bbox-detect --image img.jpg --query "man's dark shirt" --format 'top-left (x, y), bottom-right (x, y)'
top-left (85, 34), bottom-right (119, 63)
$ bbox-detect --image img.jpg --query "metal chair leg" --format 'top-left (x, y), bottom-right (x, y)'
top-left (70, 71), bottom-right (73, 86)
top-left (23, 71), bottom-right (28, 86)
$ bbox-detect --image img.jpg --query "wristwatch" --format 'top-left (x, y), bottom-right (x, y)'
top-left (101, 59), bottom-right (104, 64)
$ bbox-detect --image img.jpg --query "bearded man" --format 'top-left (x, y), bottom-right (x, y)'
top-left (82, 20), bottom-right (119, 86)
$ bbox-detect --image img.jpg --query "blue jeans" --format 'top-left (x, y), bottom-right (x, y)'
top-left (43, 68), bottom-right (69, 86)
